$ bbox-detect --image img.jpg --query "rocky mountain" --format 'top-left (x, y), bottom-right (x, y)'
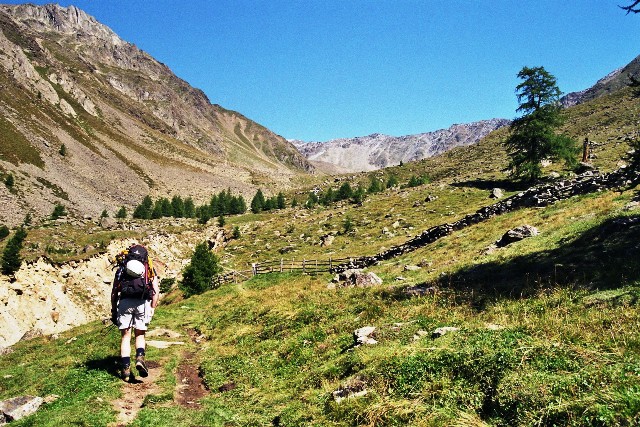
top-left (292, 118), bottom-right (510, 173)
top-left (0, 4), bottom-right (312, 227)
top-left (560, 54), bottom-right (640, 107)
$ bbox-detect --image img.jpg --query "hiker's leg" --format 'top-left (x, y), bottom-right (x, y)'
top-left (120, 328), bottom-right (132, 358)
top-left (134, 328), bottom-right (146, 352)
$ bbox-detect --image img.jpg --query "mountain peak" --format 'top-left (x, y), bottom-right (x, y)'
top-left (1, 3), bottom-right (124, 45)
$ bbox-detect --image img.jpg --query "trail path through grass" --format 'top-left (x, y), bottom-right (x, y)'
top-left (111, 360), bottom-right (162, 426)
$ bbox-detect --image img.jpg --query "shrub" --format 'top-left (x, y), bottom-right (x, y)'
top-left (50, 204), bottom-right (66, 220)
top-left (2, 227), bottom-right (27, 275)
top-left (4, 174), bottom-right (14, 189)
top-left (180, 242), bottom-right (222, 297)
top-left (232, 226), bottom-right (241, 239)
top-left (0, 225), bottom-right (9, 240)
top-left (159, 277), bottom-right (175, 294)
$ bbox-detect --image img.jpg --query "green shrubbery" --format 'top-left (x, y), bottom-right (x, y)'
top-left (1, 227), bottom-right (27, 275)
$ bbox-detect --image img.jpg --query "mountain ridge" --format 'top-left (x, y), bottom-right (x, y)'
top-left (0, 3), bottom-right (311, 227)
top-left (292, 118), bottom-right (510, 172)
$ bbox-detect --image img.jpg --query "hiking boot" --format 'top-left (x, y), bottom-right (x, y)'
top-left (135, 355), bottom-right (148, 377)
top-left (121, 365), bottom-right (131, 381)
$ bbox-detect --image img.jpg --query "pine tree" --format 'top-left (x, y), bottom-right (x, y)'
top-left (386, 175), bottom-right (399, 189)
top-left (133, 195), bottom-right (153, 219)
top-left (504, 66), bottom-right (578, 181)
top-left (232, 226), bottom-right (241, 239)
top-left (2, 227), bottom-right (27, 275)
top-left (276, 192), bottom-right (286, 209)
top-left (184, 197), bottom-right (196, 218)
top-left (251, 189), bottom-right (266, 213)
top-left (217, 214), bottom-right (225, 227)
top-left (367, 176), bottom-right (383, 194)
top-left (180, 241), bottom-right (222, 296)
top-left (337, 182), bottom-right (353, 201)
top-left (171, 195), bottom-right (185, 218)
top-left (116, 206), bottom-right (127, 219)
top-left (160, 197), bottom-right (173, 217)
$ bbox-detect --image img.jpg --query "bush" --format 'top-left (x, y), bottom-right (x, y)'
top-left (50, 204), bottom-right (66, 220)
top-left (180, 242), bottom-right (222, 297)
top-left (4, 174), bottom-right (14, 189)
top-left (0, 225), bottom-right (9, 240)
top-left (159, 277), bottom-right (175, 294)
top-left (2, 227), bottom-right (27, 275)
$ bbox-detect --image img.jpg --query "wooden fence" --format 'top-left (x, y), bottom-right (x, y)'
top-left (210, 257), bottom-right (350, 288)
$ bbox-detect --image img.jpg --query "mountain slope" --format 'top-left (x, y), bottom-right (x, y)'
top-left (293, 118), bottom-right (510, 173)
top-left (561, 53), bottom-right (640, 107)
top-left (0, 4), bottom-right (311, 226)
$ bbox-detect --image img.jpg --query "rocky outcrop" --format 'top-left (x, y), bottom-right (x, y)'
top-left (0, 223), bottom-right (226, 348)
top-left (293, 119), bottom-right (510, 172)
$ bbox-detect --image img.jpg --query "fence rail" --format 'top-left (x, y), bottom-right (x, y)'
top-left (210, 257), bottom-right (351, 288)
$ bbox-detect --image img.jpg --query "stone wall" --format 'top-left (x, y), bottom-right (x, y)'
top-left (332, 168), bottom-right (640, 273)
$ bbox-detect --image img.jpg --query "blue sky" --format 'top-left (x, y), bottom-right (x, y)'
top-left (4, 1), bottom-right (640, 141)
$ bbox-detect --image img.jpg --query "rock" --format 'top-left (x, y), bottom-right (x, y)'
top-left (354, 326), bottom-right (377, 345)
top-left (495, 225), bottom-right (539, 247)
top-left (432, 326), bottom-right (459, 338)
top-left (99, 216), bottom-right (116, 229)
top-left (413, 330), bottom-right (430, 341)
top-left (332, 377), bottom-right (368, 403)
top-left (403, 265), bottom-right (421, 271)
top-left (320, 234), bottom-right (335, 247)
top-left (490, 188), bottom-right (504, 199)
top-left (425, 195), bottom-right (438, 202)
top-left (0, 395), bottom-right (44, 422)
top-left (333, 269), bottom-right (382, 288)
top-left (50, 311), bottom-right (60, 323)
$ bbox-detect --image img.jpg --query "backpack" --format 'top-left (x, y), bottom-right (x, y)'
top-left (114, 244), bottom-right (155, 300)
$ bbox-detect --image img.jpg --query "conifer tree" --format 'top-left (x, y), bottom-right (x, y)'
top-left (368, 176), bottom-right (383, 194)
top-left (2, 227), bottom-right (27, 275)
top-left (504, 66), bottom-right (578, 181)
top-left (0, 225), bottom-right (9, 240)
top-left (133, 195), bottom-right (153, 219)
top-left (184, 197), bottom-right (196, 218)
top-left (116, 206), bottom-right (127, 219)
top-left (50, 204), bottom-right (66, 220)
top-left (276, 192), bottom-right (286, 209)
top-left (337, 182), bottom-right (353, 201)
top-left (251, 189), bottom-right (266, 213)
top-left (180, 241), bottom-right (222, 296)
top-left (171, 195), bottom-right (185, 218)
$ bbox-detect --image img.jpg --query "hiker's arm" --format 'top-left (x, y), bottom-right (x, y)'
top-left (110, 283), bottom-right (118, 311)
top-left (151, 276), bottom-right (160, 309)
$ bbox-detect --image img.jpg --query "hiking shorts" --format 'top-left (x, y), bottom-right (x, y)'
top-left (117, 298), bottom-right (152, 330)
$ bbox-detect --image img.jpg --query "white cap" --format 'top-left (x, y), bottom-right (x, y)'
top-left (125, 260), bottom-right (145, 277)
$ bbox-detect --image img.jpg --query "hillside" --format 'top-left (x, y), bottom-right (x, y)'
top-left (1, 67), bottom-right (640, 425)
top-left (0, 4), bottom-right (312, 227)
top-left (293, 118), bottom-right (510, 173)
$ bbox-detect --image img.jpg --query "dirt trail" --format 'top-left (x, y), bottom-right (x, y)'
top-left (108, 329), bottom-right (210, 426)
top-left (111, 360), bottom-right (162, 427)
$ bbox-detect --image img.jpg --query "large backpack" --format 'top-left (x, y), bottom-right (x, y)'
top-left (114, 244), bottom-right (154, 300)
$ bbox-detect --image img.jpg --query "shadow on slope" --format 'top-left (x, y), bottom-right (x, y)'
top-left (451, 178), bottom-right (532, 192)
top-left (433, 215), bottom-right (640, 306)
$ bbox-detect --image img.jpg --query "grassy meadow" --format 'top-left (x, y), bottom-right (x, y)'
top-left (1, 86), bottom-right (640, 426)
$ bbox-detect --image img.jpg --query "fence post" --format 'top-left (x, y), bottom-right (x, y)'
top-left (252, 263), bottom-right (257, 276)
top-left (303, 259), bottom-right (306, 274)
top-left (329, 257), bottom-right (332, 271)
top-left (280, 258), bottom-right (283, 273)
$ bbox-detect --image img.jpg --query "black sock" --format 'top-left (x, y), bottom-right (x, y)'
top-left (121, 356), bottom-right (130, 368)
top-left (136, 348), bottom-right (145, 357)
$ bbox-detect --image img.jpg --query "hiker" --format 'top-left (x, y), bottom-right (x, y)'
top-left (110, 243), bottom-right (160, 381)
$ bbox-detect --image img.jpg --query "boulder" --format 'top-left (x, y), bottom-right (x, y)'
top-left (333, 269), bottom-right (382, 288)
top-left (495, 225), bottom-right (539, 247)
top-left (0, 395), bottom-right (44, 423)
top-left (490, 188), bottom-right (504, 199)
top-left (354, 326), bottom-right (377, 346)
top-left (432, 326), bottom-right (459, 339)
top-left (320, 234), bottom-right (335, 247)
